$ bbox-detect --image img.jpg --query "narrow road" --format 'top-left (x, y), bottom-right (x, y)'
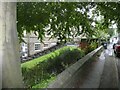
top-left (62, 44), bottom-right (119, 88)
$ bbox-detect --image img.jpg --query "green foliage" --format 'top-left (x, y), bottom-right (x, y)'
top-left (17, 2), bottom-right (97, 42)
top-left (89, 41), bottom-right (98, 50)
top-left (17, 2), bottom-right (120, 42)
top-left (32, 75), bottom-right (56, 88)
top-left (83, 41), bottom-right (98, 54)
top-left (21, 46), bottom-right (84, 88)
top-left (96, 2), bottom-right (120, 32)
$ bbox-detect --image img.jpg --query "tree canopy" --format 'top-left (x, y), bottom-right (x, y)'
top-left (96, 2), bottom-right (120, 31)
top-left (17, 2), bottom-right (120, 43)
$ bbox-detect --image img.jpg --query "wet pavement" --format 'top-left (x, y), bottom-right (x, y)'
top-left (62, 44), bottom-right (119, 88)
top-left (99, 44), bottom-right (118, 88)
top-left (115, 52), bottom-right (120, 89)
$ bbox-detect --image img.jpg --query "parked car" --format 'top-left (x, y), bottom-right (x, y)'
top-left (113, 40), bottom-right (120, 57)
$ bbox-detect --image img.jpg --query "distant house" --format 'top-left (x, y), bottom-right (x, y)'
top-left (20, 31), bottom-right (94, 58)
top-left (20, 32), bottom-right (57, 58)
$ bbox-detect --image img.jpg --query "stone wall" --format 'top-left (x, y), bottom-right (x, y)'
top-left (48, 46), bottom-right (103, 88)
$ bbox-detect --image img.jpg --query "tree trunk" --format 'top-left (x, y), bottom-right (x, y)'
top-left (1, 2), bottom-right (23, 88)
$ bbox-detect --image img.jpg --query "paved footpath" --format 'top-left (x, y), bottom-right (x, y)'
top-left (99, 44), bottom-right (118, 88)
top-left (115, 51), bottom-right (120, 90)
top-left (62, 44), bottom-right (119, 88)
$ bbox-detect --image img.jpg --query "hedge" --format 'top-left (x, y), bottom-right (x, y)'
top-left (21, 46), bottom-right (85, 88)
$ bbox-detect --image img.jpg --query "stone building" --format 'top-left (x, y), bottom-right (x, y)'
top-left (20, 32), bottom-right (57, 57)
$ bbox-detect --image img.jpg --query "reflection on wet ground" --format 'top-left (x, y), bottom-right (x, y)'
top-left (111, 43), bottom-right (120, 89)
top-left (99, 51), bottom-right (105, 60)
top-left (115, 55), bottom-right (120, 89)
top-left (104, 44), bottom-right (114, 56)
top-left (62, 45), bottom-right (106, 88)
top-left (104, 44), bottom-right (120, 89)
top-left (62, 44), bottom-right (119, 88)
top-left (99, 44), bottom-right (114, 66)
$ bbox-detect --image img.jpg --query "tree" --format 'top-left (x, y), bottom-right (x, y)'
top-left (17, 2), bottom-right (98, 43)
top-left (96, 2), bottom-right (120, 36)
top-left (18, 2), bottom-right (119, 42)
top-left (1, 2), bottom-right (23, 88)
top-left (2, 2), bottom-right (119, 88)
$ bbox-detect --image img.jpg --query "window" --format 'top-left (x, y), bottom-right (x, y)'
top-left (35, 43), bottom-right (41, 50)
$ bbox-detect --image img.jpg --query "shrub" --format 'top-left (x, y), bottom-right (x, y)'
top-left (83, 42), bottom-right (98, 54)
top-left (21, 46), bottom-right (84, 88)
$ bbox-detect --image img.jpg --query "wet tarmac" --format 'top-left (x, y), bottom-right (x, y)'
top-left (116, 52), bottom-right (120, 89)
top-left (62, 44), bottom-right (119, 88)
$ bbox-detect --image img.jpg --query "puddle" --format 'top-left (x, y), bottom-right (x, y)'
top-left (99, 52), bottom-right (105, 60)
